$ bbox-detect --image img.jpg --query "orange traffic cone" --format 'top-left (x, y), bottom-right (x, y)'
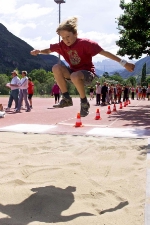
top-left (106, 105), bottom-right (111, 114)
top-left (124, 101), bottom-right (126, 107)
top-left (74, 113), bottom-right (83, 127)
top-left (95, 108), bottom-right (101, 120)
top-left (119, 102), bottom-right (123, 109)
top-left (112, 103), bottom-right (117, 112)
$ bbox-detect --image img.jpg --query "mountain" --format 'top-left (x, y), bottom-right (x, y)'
top-left (94, 57), bottom-right (150, 78)
top-left (94, 59), bottom-right (124, 74)
top-left (119, 56), bottom-right (150, 78)
top-left (0, 23), bottom-right (61, 74)
top-left (0, 22), bottom-right (149, 78)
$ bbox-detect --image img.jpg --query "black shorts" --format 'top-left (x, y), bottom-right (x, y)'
top-left (28, 94), bottom-right (33, 100)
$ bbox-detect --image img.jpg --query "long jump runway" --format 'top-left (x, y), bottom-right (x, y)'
top-left (0, 97), bottom-right (150, 138)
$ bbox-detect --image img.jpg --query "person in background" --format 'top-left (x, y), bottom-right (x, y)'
top-left (113, 84), bottom-right (118, 104)
top-left (95, 81), bottom-right (101, 105)
top-left (138, 86), bottom-right (142, 100)
top-left (28, 77), bottom-right (34, 108)
top-left (131, 86), bottom-right (135, 100)
top-left (142, 86), bottom-right (146, 100)
top-left (30, 16), bottom-right (135, 117)
top-left (136, 86), bottom-right (139, 100)
top-left (108, 84), bottom-right (114, 104)
top-left (16, 71), bottom-right (31, 112)
top-left (89, 86), bottom-right (94, 100)
top-left (5, 70), bottom-right (20, 111)
top-left (123, 85), bottom-right (129, 102)
top-left (51, 82), bottom-right (61, 104)
top-left (147, 85), bottom-right (150, 100)
top-left (117, 84), bottom-right (122, 103)
top-left (105, 83), bottom-right (110, 104)
top-left (101, 82), bottom-right (108, 106)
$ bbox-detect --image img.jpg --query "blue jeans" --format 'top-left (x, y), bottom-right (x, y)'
top-left (18, 89), bottom-right (30, 110)
top-left (8, 89), bottom-right (19, 108)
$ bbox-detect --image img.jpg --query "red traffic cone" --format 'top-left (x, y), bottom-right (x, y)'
top-left (124, 101), bottom-right (126, 107)
top-left (74, 113), bottom-right (83, 127)
top-left (106, 105), bottom-right (111, 114)
top-left (112, 103), bottom-right (117, 112)
top-left (119, 102), bottom-right (123, 109)
top-left (95, 108), bottom-right (101, 120)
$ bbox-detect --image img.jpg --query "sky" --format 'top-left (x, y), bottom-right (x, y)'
top-left (0, 0), bottom-right (132, 62)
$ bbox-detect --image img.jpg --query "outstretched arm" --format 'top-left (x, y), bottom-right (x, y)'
top-left (30, 48), bottom-right (51, 56)
top-left (99, 50), bottom-right (135, 72)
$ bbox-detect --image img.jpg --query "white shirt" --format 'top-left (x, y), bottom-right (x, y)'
top-left (95, 84), bottom-right (101, 94)
top-left (10, 76), bottom-right (20, 90)
top-left (19, 77), bottom-right (28, 89)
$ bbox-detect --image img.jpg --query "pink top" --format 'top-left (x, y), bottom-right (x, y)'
top-left (52, 84), bottom-right (60, 94)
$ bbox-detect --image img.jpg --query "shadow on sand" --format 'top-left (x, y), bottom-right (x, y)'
top-left (0, 185), bottom-right (94, 225)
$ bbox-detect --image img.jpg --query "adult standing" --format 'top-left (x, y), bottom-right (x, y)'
top-left (147, 85), bottom-right (150, 100)
top-left (89, 86), bottom-right (94, 100)
top-left (95, 82), bottom-right (101, 105)
top-left (138, 86), bottom-right (142, 100)
top-left (28, 77), bottom-right (34, 108)
top-left (142, 86), bottom-right (146, 100)
top-left (5, 70), bottom-right (20, 111)
top-left (136, 86), bottom-right (139, 100)
top-left (51, 82), bottom-right (61, 104)
top-left (16, 71), bottom-right (31, 112)
top-left (117, 84), bottom-right (122, 103)
top-left (131, 86), bottom-right (135, 100)
top-left (101, 82), bottom-right (108, 106)
top-left (123, 85), bottom-right (129, 102)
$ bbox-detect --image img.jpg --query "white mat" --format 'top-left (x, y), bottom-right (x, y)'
top-left (0, 124), bottom-right (56, 133)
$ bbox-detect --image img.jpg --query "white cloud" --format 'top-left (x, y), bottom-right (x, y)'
top-left (0, 0), bottom-right (132, 62)
top-left (0, 0), bottom-right (16, 14)
top-left (16, 4), bottom-right (54, 20)
top-left (23, 35), bottom-right (58, 49)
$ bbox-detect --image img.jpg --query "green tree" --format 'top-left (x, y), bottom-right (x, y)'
top-left (28, 69), bottom-right (53, 84)
top-left (116, 0), bottom-right (150, 59)
top-left (141, 63), bottom-right (147, 86)
top-left (103, 72), bottom-right (110, 78)
top-left (109, 74), bottom-right (124, 83)
top-left (126, 76), bottom-right (137, 86)
top-left (0, 74), bottom-right (9, 95)
top-left (146, 75), bottom-right (150, 86)
top-left (45, 77), bottom-right (55, 95)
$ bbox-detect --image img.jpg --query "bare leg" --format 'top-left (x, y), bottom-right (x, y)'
top-left (52, 64), bottom-right (86, 98)
top-left (52, 64), bottom-right (71, 93)
top-left (29, 99), bottom-right (32, 106)
top-left (70, 71), bottom-right (85, 98)
top-left (52, 64), bottom-right (89, 117)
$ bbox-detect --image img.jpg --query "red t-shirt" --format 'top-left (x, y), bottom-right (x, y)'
top-left (28, 82), bottom-right (34, 94)
top-left (50, 38), bottom-right (103, 74)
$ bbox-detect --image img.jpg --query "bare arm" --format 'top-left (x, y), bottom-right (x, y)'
top-left (30, 48), bottom-right (51, 56)
top-left (10, 84), bottom-right (19, 87)
top-left (99, 50), bottom-right (135, 72)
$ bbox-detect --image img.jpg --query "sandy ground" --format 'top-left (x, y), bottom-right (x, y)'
top-left (0, 132), bottom-right (147, 225)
